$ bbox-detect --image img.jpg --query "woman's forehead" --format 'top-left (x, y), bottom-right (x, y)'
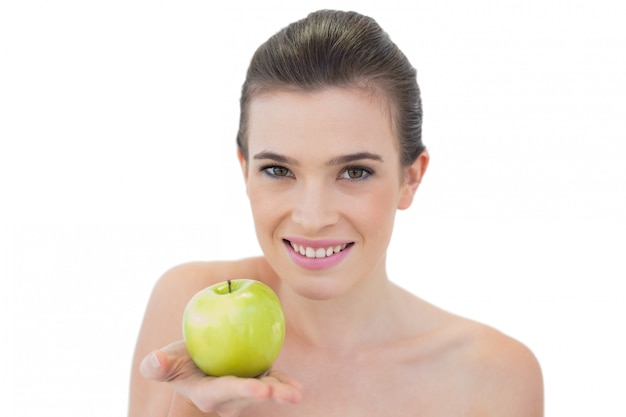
top-left (247, 88), bottom-right (396, 146)
top-left (245, 88), bottom-right (401, 166)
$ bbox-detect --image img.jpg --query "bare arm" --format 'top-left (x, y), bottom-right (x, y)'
top-left (129, 261), bottom-right (215, 417)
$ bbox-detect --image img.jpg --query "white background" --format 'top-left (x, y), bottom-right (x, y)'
top-left (1, 0), bottom-right (624, 415)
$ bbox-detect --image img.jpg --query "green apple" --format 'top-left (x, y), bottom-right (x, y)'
top-left (182, 279), bottom-right (286, 378)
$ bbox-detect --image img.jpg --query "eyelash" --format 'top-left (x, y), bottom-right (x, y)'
top-left (338, 166), bottom-right (374, 181)
top-left (260, 165), bottom-right (374, 181)
top-left (261, 165), bottom-right (294, 179)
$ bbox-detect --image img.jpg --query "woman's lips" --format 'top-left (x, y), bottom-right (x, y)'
top-left (283, 238), bottom-right (354, 270)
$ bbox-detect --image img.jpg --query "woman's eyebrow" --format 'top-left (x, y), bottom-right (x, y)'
top-left (252, 151), bottom-right (300, 166)
top-left (326, 152), bottom-right (383, 166)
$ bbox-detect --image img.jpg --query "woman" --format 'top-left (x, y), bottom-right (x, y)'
top-left (129, 10), bottom-right (543, 416)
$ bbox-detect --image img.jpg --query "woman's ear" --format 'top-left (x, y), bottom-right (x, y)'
top-left (237, 148), bottom-right (248, 181)
top-left (397, 150), bottom-right (429, 210)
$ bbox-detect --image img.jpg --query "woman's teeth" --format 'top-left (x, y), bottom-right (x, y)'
top-left (289, 242), bottom-right (348, 258)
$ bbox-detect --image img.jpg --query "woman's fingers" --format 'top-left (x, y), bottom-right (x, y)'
top-left (260, 369), bottom-right (303, 404)
top-left (140, 340), bottom-right (303, 414)
top-left (185, 375), bottom-right (272, 413)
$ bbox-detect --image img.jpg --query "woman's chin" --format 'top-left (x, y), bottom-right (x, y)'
top-left (280, 274), bottom-right (352, 301)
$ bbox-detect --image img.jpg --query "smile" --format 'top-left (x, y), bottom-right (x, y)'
top-left (286, 241), bottom-right (351, 259)
top-left (283, 238), bottom-right (354, 271)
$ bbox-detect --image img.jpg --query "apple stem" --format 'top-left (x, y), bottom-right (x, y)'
top-left (228, 279), bottom-right (232, 293)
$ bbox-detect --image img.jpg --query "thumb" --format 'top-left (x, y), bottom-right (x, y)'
top-left (140, 349), bottom-right (168, 381)
top-left (140, 340), bottom-right (191, 382)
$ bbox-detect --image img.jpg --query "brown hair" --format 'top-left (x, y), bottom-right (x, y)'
top-left (236, 9), bottom-right (425, 167)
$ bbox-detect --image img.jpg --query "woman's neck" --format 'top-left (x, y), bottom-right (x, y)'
top-left (278, 270), bottom-right (405, 353)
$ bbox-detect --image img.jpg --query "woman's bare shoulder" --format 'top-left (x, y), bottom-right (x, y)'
top-left (398, 294), bottom-right (543, 416)
top-left (153, 256), bottom-right (277, 296)
top-left (443, 317), bottom-right (545, 416)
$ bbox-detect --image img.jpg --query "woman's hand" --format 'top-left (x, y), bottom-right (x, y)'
top-left (140, 340), bottom-right (302, 417)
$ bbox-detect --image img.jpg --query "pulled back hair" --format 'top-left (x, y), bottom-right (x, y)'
top-left (236, 9), bottom-right (425, 167)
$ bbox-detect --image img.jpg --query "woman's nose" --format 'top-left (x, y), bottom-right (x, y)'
top-left (290, 181), bottom-right (339, 233)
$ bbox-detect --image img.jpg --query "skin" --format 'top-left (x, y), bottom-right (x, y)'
top-left (129, 88), bottom-right (544, 417)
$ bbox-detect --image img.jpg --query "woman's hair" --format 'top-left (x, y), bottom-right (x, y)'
top-left (236, 9), bottom-right (425, 167)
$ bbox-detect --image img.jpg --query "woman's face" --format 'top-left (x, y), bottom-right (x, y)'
top-left (240, 87), bottom-right (428, 300)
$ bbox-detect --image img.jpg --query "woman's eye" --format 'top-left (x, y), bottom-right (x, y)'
top-left (339, 167), bottom-right (372, 180)
top-left (262, 166), bottom-right (292, 178)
